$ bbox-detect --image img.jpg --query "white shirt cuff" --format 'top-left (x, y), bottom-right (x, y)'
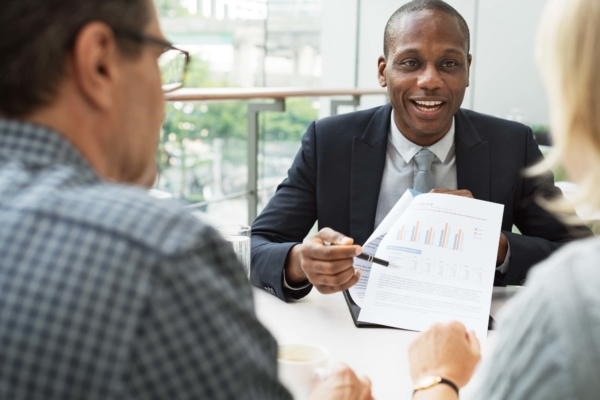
top-left (283, 272), bottom-right (311, 291)
top-left (496, 236), bottom-right (511, 274)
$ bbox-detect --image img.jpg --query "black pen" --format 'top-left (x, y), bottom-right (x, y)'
top-left (323, 241), bottom-right (390, 267)
top-left (356, 253), bottom-right (389, 267)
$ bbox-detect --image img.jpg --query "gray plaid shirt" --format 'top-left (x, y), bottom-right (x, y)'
top-left (0, 119), bottom-right (291, 400)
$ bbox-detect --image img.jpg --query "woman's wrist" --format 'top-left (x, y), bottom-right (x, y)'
top-left (413, 382), bottom-right (459, 400)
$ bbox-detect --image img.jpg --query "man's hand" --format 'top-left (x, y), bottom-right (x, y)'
top-left (496, 233), bottom-right (509, 266)
top-left (309, 364), bottom-right (373, 400)
top-left (408, 321), bottom-right (481, 390)
top-left (429, 189), bottom-right (509, 267)
top-left (284, 228), bottom-right (362, 294)
top-left (428, 188), bottom-right (474, 199)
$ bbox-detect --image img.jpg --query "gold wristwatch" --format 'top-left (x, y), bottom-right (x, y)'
top-left (413, 376), bottom-right (459, 396)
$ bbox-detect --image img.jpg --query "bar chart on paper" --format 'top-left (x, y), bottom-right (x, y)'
top-left (360, 192), bottom-right (505, 338)
top-left (385, 215), bottom-right (492, 284)
top-left (396, 219), bottom-right (486, 253)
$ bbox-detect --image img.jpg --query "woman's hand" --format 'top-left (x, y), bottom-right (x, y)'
top-left (408, 321), bottom-right (481, 389)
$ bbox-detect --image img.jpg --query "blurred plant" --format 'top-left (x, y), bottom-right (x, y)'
top-left (530, 124), bottom-right (550, 133)
top-left (155, 0), bottom-right (191, 17)
top-left (157, 54), bottom-right (318, 201)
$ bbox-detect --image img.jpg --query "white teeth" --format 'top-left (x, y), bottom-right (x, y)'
top-left (415, 100), bottom-right (443, 106)
top-left (417, 106), bottom-right (438, 112)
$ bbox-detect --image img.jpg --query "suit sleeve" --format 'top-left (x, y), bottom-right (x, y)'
top-left (500, 128), bottom-right (592, 286)
top-left (250, 122), bottom-right (320, 301)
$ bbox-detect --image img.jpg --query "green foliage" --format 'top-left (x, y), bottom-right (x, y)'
top-left (264, 98), bottom-right (318, 141)
top-left (530, 124), bottom-right (550, 133)
top-left (183, 58), bottom-right (227, 88)
top-left (158, 53), bottom-right (318, 189)
top-left (155, 0), bottom-right (190, 17)
top-left (160, 55), bottom-right (317, 144)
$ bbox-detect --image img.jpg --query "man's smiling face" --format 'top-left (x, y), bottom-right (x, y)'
top-left (378, 9), bottom-right (471, 146)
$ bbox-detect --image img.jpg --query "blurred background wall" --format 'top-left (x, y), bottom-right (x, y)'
top-left (155, 0), bottom-right (553, 225)
top-left (321, 0), bottom-right (549, 125)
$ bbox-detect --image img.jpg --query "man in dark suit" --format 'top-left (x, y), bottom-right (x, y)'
top-left (251, 0), bottom-right (590, 302)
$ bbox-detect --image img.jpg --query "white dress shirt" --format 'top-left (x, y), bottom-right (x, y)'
top-left (374, 112), bottom-right (457, 227)
top-left (374, 112), bottom-right (510, 274)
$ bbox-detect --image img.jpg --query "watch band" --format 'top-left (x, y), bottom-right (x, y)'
top-left (413, 377), bottom-right (459, 396)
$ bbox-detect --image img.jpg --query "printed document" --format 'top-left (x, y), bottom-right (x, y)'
top-left (349, 190), bottom-right (417, 307)
top-left (355, 191), bottom-right (504, 337)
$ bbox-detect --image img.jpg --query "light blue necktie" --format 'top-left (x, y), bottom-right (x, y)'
top-left (413, 148), bottom-right (436, 193)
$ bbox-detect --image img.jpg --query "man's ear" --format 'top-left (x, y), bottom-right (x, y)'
top-left (377, 55), bottom-right (387, 88)
top-left (466, 54), bottom-right (473, 87)
top-left (70, 22), bottom-right (120, 111)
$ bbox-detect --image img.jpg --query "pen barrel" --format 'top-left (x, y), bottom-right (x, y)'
top-left (357, 253), bottom-right (389, 267)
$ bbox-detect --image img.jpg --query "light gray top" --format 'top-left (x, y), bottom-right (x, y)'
top-left (374, 112), bottom-right (457, 228)
top-left (472, 237), bottom-right (600, 400)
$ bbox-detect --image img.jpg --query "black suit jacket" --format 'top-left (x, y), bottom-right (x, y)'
top-left (251, 104), bottom-right (591, 301)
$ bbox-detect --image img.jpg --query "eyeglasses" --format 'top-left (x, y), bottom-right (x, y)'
top-left (113, 29), bottom-right (190, 93)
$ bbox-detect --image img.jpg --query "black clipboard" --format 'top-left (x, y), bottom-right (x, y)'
top-left (343, 289), bottom-right (496, 330)
top-left (342, 290), bottom-right (386, 328)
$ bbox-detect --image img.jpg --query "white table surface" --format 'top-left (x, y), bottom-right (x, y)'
top-left (254, 287), bottom-right (520, 400)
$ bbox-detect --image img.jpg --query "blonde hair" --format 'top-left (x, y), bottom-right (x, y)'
top-left (535, 0), bottom-right (600, 219)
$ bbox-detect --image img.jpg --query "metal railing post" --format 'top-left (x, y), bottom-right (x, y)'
top-left (330, 95), bottom-right (360, 116)
top-left (247, 99), bottom-right (285, 224)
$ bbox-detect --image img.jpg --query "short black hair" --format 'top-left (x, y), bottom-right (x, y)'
top-left (0, 0), bottom-right (153, 117)
top-left (383, 0), bottom-right (470, 57)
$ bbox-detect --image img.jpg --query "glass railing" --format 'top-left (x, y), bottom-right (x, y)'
top-left (159, 87), bottom-right (387, 225)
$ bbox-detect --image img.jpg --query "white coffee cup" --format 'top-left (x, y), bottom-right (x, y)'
top-left (278, 343), bottom-right (330, 400)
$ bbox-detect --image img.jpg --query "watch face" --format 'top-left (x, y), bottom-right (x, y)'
top-left (416, 376), bottom-right (442, 389)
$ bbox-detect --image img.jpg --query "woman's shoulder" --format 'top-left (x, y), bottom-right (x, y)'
top-left (475, 238), bottom-right (600, 400)
top-left (526, 236), bottom-right (600, 292)
top-left (506, 237), bottom-right (600, 397)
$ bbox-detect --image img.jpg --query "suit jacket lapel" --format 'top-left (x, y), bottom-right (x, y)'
top-left (349, 104), bottom-right (392, 245)
top-left (455, 109), bottom-right (491, 201)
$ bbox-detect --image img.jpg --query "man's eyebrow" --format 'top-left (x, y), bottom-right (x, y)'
top-left (394, 48), bottom-right (421, 58)
top-left (442, 48), bottom-right (465, 56)
top-left (396, 47), bottom-right (464, 56)
top-left (393, 47), bottom-right (466, 59)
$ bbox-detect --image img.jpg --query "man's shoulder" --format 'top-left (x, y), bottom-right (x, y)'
top-left (460, 108), bottom-right (531, 136)
top-left (314, 104), bottom-right (388, 134)
top-left (527, 237), bottom-right (600, 302)
top-left (47, 183), bottom-right (215, 257)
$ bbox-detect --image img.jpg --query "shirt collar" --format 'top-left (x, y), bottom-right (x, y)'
top-left (389, 111), bottom-right (456, 164)
top-left (0, 118), bottom-right (100, 182)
